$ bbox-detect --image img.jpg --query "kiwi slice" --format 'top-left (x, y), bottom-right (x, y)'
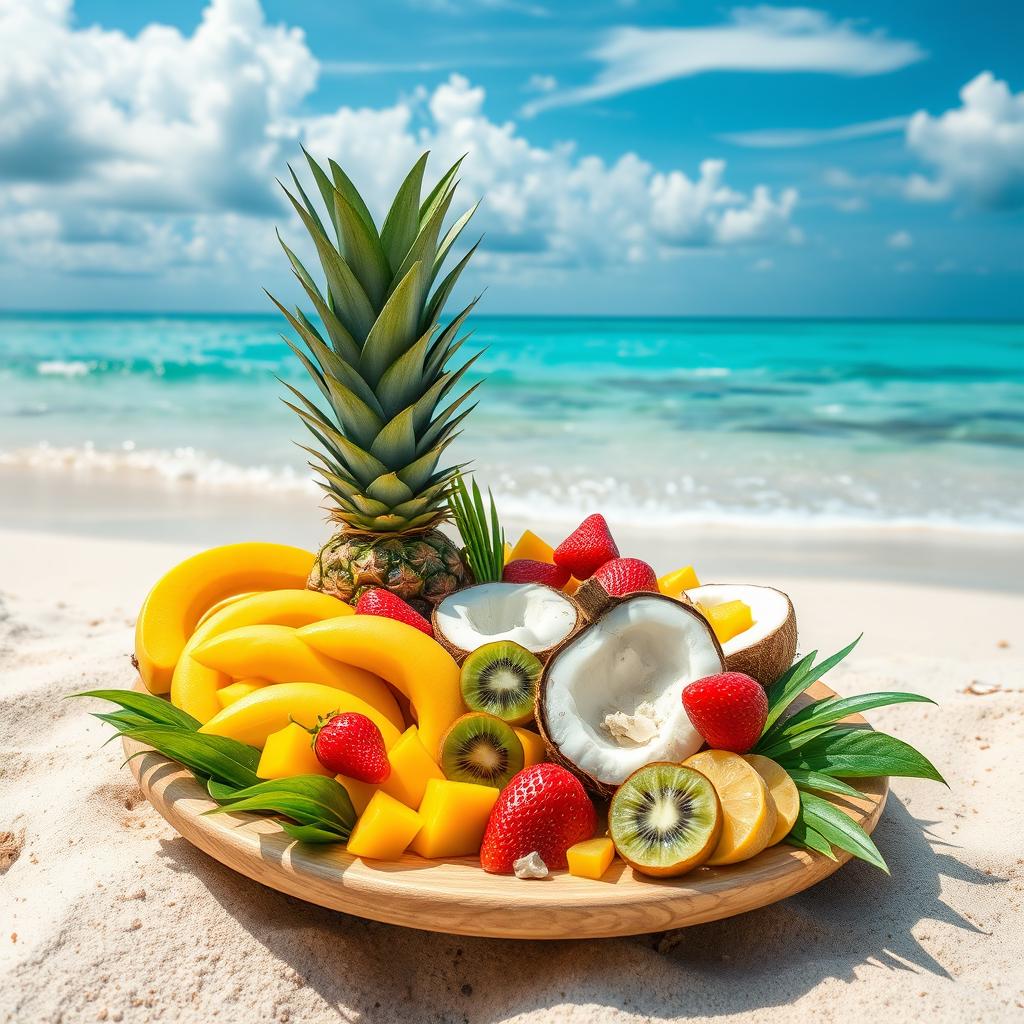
top-left (460, 641), bottom-right (542, 725)
top-left (609, 763), bottom-right (722, 878)
top-left (440, 712), bottom-right (525, 789)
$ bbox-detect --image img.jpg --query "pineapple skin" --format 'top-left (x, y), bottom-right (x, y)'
top-left (309, 528), bottom-right (469, 613)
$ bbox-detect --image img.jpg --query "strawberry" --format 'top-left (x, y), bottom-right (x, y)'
top-left (553, 514), bottom-right (619, 580)
top-left (590, 557), bottom-right (658, 596)
top-left (681, 672), bottom-right (768, 754)
top-left (480, 764), bottom-right (596, 874)
top-left (356, 588), bottom-right (433, 637)
top-left (309, 711), bottom-right (391, 783)
top-left (502, 559), bottom-right (571, 588)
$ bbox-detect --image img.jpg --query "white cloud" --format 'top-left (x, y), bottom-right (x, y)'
top-left (720, 115), bottom-right (908, 148)
top-left (525, 73), bottom-right (558, 93)
top-left (523, 7), bottom-right (924, 116)
top-left (0, 2), bottom-right (801, 284)
top-left (905, 72), bottom-right (1024, 209)
top-left (886, 230), bottom-right (913, 249)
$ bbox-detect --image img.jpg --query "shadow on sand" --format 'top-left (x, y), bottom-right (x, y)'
top-left (155, 794), bottom-right (1000, 1022)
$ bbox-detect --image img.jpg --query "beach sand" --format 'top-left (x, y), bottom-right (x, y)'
top-left (2, 525), bottom-right (1023, 1023)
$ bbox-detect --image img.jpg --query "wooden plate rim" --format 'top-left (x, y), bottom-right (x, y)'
top-left (123, 680), bottom-right (888, 939)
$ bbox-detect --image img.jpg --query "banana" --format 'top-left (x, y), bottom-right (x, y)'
top-left (194, 591), bottom-right (263, 629)
top-left (190, 624), bottom-right (404, 732)
top-left (170, 589), bottom-right (354, 723)
top-left (199, 682), bottom-right (402, 749)
top-left (297, 616), bottom-right (465, 759)
top-left (135, 542), bottom-right (314, 694)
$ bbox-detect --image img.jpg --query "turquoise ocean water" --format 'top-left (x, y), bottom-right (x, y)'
top-left (1, 313), bottom-right (1022, 531)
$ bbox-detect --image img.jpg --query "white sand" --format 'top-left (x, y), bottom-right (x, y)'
top-left (2, 527), bottom-right (1023, 1023)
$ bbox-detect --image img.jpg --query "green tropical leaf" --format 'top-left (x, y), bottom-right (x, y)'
top-left (74, 690), bottom-right (200, 731)
top-left (786, 769), bottom-right (866, 800)
top-left (785, 816), bottom-right (837, 859)
top-left (771, 691), bottom-right (936, 740)
top-left (754, 724), bottom-right (845, 761)
top-left (777, 729), bottom-right (946, 783)
top-left (798, 791), bottom-right (888, 872)
top-left (333, 189), bottom-right (390, 306)
top-left (280, 822), bottom-right (348, 844)
top-left (420, 154), bottom-right (464, 225)
top-left (205, 775), bottom-right (355, 838)
top-left (328, 156), bottom-right (378, 236)
top-left (433, 201), bottom-right (479, 281)
top-left (425, 240), bottom-right (480, 329)
top-left (120, 726), bottom-right (262, 789)
top-left (449, 473), bottom-right (505, 583)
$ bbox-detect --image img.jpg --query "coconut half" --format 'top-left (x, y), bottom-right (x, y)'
top-left (432, 582), bottom-right (580, 664)
top-left (537, 594), bottom-right (724, 797)
top-left (686, 583), bottom-right (797, 688)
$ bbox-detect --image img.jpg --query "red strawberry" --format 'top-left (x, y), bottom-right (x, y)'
top-left (480, 764), bottom-right (596, 874)
top-left (356, 588), bottom-right (433, 637)
top-left (590, 557), bottom-right (658, 596)
top-left (681, 672), bottom-right (768, 754)
top-left (502, 559), bottom-right (571, 588)
top-left (553, 514), bottom-right (619, 580)
top-left (310, 711), bottom-right (391, 783)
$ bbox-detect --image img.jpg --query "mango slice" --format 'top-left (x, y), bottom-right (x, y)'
top-left (744, 754), bottom-right (800, 846)
top-left (657, 564), bottom-right (700, 599)
top-left (257, 722), bottom-right (331, 780)
top-left (171, 589), bottom-right (354, 723)
top-left (336, 775), bottom-right (378, 815)
top-left (216, 678), bottom-right (269, 709)
top-left (298, 617), bottom-right (465, 759)
top-left (567, 837), bottom-right (616, 880)
top-left (684, 749), bottom-right (777, 866)
top-left (347, 792), bottom-right (422, 861)
top-left (379, 726), bottom-right (445, 809)
top-left (508, 529), bottom-right (555, 565)
top-left (191, 624), bottom-right (403, 732)
top-left (514, 727), bottom-right (548, 769)
top-left (409, 779), bottom-right (499, 859)
top-left (697, 599), bottom-right (754, 645)
top-left (135, 542), bottom-right (314, 694)
top-left (199, 682), bottom-right (402, 750)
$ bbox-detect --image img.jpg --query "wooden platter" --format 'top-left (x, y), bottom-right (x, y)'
top-left (123, 680), bottom-right (888, 940)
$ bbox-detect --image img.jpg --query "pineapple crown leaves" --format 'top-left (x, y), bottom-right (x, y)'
top-left (269, 149), bottom-right (484, 535)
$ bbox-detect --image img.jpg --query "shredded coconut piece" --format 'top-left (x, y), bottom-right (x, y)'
top-left (513, 852), bottom-right (548, 879)
top-left (602, 701), bottom-right (664, 746)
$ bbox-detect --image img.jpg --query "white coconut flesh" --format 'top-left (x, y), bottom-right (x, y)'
top-left (686, 584), bottom-right (791, 656)
top-left (434, 582), bottom-right (577, 654)
top-left (543, 596), bottom-right (723, 787)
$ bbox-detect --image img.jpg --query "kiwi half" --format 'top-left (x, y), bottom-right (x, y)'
top-left (440, 712), bottom-right (525, 789)
top-left (609, 763), bottom-right (722, 878)
top-left (460, 641), bottom-right (542, 725)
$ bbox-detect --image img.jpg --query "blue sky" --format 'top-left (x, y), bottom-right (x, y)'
top-left (1, 0), bottom-right (1022, 316)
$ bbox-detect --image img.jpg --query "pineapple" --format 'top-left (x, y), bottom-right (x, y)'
top-left (269, 150), bottom-right (482, 611)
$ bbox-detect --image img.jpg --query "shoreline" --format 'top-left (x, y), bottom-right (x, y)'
top-left (5, 466), bottom-right (1023, 594)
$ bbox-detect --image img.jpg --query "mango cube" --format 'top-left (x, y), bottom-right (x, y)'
top-left (336, 775), bottom-right (378, 815)
top-left (567, 837), bottom-right (616, 880)
top-left (658, 565), bottom-right (700, 599)
top-left (257, 722), bottom-right (332, 780)
top-left (508, 529), bottom-right (555, 565)
top-left (378, 726), bottom-right (445, 808)
top-left (697, 599), bottom-right (754, 645)
top-left (409, 779), bottom-right (499, 859)
top-left (514, 727), bottom-right (547, 769)
top-left (346, 792), bottom-right (422, 861)
top-left (216, 677), bottom-right (269, 709)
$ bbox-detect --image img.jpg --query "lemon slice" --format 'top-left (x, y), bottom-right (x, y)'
top-left (744, 754), bottom-right (800, 847)
top-left (683, 749), bottom-right (777, 865)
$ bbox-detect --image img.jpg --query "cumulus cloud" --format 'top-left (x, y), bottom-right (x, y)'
top-left (0, 0), bottom-right (800, 283)
top-left (905, 72), bottom-right (1024, 210)
top-left (523, 7), bottom-right (924, 116)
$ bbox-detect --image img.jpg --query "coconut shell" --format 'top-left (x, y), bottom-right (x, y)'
top-left (535, 592), bottom-right (725, 799)
top-left (692, 584), bottom-right (798, 688)
top-left (431, 582), bottom-right (582, 666)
